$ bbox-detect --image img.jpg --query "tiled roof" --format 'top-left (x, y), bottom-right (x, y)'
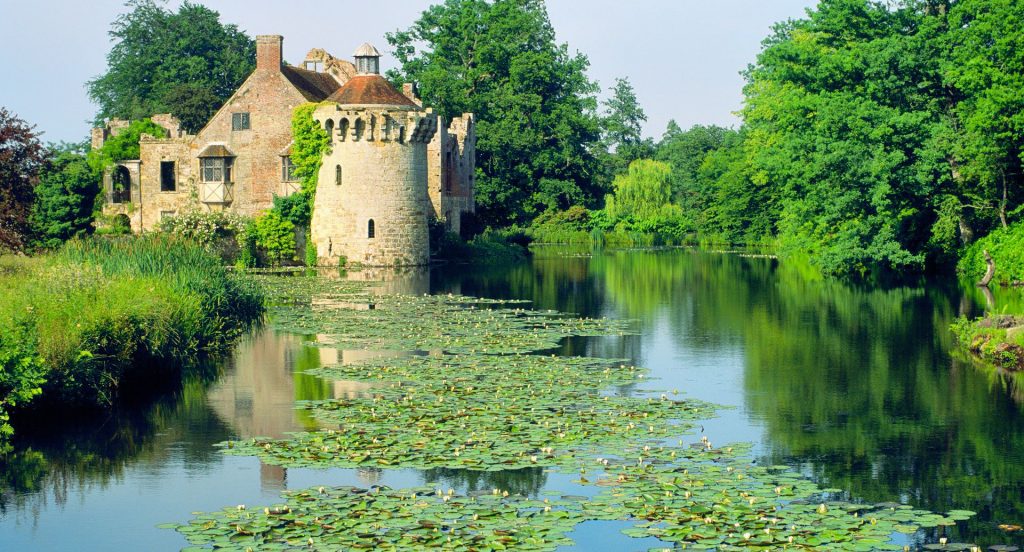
top-left (282, 65), bottom-right (343, 102)
top-left (197, 143), bottom-right (235, 157)
top-left (326, 74), bottom-right (417, 107)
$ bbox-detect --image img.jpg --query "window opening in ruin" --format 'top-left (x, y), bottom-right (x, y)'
top-left (282, 156), bottom-right (299, 182)
top-left (338, 119), bottom-right (349, 141)
top-left (444, 151), bottom-right (454, 193)
top-left (112, 166), bottom-right (131, 203)
top-left (160, 161), bottom-right (176, 192)
top-left (335, 164), bottom-right (342, 185)
top-left (201, 157), bottom-right (232, 183)
top-left (367, 219), bottom-right (375, 239)
top-left (232, 112), bottom-right (251, 131)
top-left (354, 119), bottom-right (365, 141)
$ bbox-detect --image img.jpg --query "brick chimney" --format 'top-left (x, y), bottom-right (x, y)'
top-left (256, 35), bottom-right (283, 71)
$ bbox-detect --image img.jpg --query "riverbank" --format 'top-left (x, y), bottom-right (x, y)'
top-left (0, 236), bottom-right (263, 442)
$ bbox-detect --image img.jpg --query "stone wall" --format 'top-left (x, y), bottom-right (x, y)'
top-left (311, 104), bottom-right (438, 266)
top-left (426, 113), bottom-right (476, 235)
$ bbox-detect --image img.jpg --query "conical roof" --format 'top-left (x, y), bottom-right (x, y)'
top-left (327, 74), bottom-right (417, 107)
top-left (353, 42), bottom-right (381, 57)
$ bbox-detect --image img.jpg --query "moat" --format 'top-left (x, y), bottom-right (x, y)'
top-left (2, 248), bottom-right (1024, 550)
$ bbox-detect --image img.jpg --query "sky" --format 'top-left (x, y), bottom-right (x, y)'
top-left (0, 0), bottom-right (818, 145)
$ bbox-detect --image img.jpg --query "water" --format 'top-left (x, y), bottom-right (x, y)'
top-left (3, 248), bottom-right (1024, 550)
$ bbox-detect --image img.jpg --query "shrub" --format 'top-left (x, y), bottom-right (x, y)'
top-left (253, 211), bottom-right (296, 266)
top-left (959, 223), bottom-right (1024, 285)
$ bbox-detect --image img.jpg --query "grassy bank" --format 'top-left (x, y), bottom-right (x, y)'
top-left (0, 236), bottom-right (263, 441)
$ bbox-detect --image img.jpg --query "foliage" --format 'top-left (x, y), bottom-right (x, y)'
top-left (599, 77), bottom-right (655, 179)
top-left (87, 0), bottom-right (254, 131)
top-left (0, 323), bottom-right (46, 444)
top-left (253, 211), bottom-right (296, 266)
top-left (388, 0), bottom-right (601, 225)
top-left (943, 0), bottom-right (1024, 231)
top-left (604, 159), bottom-right (674, 221)
top-left (304, 230), bottom-right (317, 267)
top-left (87, 118), bottom-right (167, 175)
top-left (0, 236), bottom-right (263, 441)
top-left (655, 123), bottom-right (734, 208)
top-left (0, 108), bottom-right (47, 252)
top-left (30, 142), bottom-right (100, 250)
top-left (268, 103), bottom-right (332, 228)
top-left (959, 222), bottom-right (1024, 285)
top-left (158, 83), bottom-right (222, 134)
top-left (158, 209), bottom-right (252, 264)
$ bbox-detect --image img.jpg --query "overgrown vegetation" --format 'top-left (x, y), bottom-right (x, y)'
top-left (87, 0), bottom-right (254, 132)
top-left (0, 236), bottom-right (263, 442)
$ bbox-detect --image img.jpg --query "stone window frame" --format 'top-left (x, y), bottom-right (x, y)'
top-left (200, 157), bottom-right (233, 183)
top-left (160, 160), bottom-right (176, 192)
top-left (231, 112), bottom-right (251, 131)
top-left (281, 156), bottom-right (299, 182)
top-left (367, 219), bottom-right (375, 239)
top-left (111, 165), bottom-right (131, 204)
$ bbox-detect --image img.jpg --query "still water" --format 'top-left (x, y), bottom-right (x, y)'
top-left (2, 248), bottom-right (1024, 550)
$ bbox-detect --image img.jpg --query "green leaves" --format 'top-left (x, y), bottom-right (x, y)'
top-left (87, 0), bottom-right (255, 129)
top-left (387, 0), bottom-right (601, 226)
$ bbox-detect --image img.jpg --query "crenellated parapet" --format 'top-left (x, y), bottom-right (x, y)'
top-left (313, 105), bottom-right (437, 145)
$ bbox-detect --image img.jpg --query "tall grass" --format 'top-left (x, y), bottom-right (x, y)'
top-left (0, 236), bottom-right (264, 438)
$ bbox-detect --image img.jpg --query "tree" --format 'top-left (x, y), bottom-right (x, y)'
top-left (0, 108), bottom-right (47, 252)
top-left (88, 0), bottom-right (254, 132)
top-left (655, 122), bottom-right (734, 206)
top-left (738, 0), bottom-right (950, 275)
top-left (601, 77), bottom-right (654, 171)
top-left (605, 159), bottom-right (674, 221)
top-left (387, 0), bottom-right (601, 225)
top-left (943, 0), bottom-right (1024, 232)
top-left (31, 143), bottom-right (100, 249)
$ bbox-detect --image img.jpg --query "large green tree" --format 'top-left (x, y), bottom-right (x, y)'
top-left (387, 0), bottom-right (601, 225)
top-left (31, 143), bottom-right (100, 250)
top-left (0, 108), bottom-right (47, 252)
top-left (600, 77), bottom-right (654, 176)
top-left (88, 0), bottom-right (254, 133)
top-left (943, 0), bottom-right (1024, 233)
top-left (739, 0), bottom-right (952, 275)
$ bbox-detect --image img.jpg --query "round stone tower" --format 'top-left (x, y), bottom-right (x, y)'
top-left (311, 43), bottom-right (437, 266)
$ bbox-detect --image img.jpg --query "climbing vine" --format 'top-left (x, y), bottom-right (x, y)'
top-left (275, 103), bottom-right (331, 227)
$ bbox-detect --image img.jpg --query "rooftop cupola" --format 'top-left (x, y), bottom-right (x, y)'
top-left (354, 43), bottom-right (381, 75)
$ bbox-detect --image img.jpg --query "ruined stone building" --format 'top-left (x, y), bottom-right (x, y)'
top-left (92, 35), bottom-right (475, 265)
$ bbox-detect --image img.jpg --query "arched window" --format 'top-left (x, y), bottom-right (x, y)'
top-left (354, 118), bottom-right (365, 141)
top-left (367, 219), bottom-right (375, 239)
top-left (112, 166), bottom-right (131, 203)
top-left (324, 119), bottom-right (335, 140)
top-left (338, 119), bottom-right (349, 141)
top-left (335, 164), bottom-right (342, 185)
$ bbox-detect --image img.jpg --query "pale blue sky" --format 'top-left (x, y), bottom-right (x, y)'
top-left (0, 0), bottom-right (817, 145)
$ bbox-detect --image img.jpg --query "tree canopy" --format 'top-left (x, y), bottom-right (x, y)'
top-left (0, 108), bottom-right (47, 252)
top-left (87, 0), bottom-right (254, 133)
top-left (387, 0), bottom-right (602, 226)
top-left (31, 143), bottom-right (100, 250)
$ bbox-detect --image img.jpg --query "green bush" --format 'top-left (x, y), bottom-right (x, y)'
top-left (959, 223), bottom-right (1024, 285)
top-left (253, 211), bottom-right (296, 266)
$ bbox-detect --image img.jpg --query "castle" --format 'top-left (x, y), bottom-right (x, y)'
top-left (92, 35), bottom-right (475, 266)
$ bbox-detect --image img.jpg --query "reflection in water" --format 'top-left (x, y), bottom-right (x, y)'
top-left (437, 249), bottom-right (1024, 548)
top-left (5, 250), bottom-right (1024, 550)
